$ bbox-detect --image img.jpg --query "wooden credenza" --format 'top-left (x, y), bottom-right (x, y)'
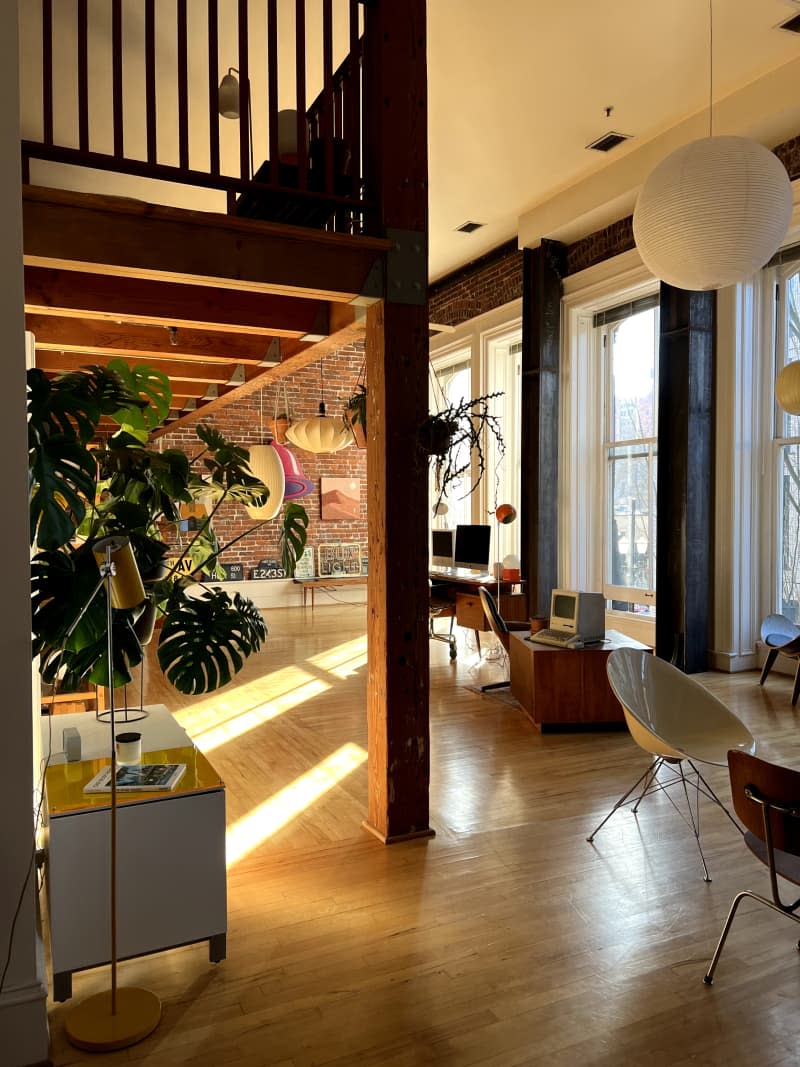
top-left (509, 629), bottom-right (652, 731)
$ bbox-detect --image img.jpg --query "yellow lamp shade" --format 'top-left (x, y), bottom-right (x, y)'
top-left (245, 443), bottom-right (285, 520)
top-left (285, 405), bottom-right (351, 454)
top-left (776, 362), bottom-right (800, 415)
top-left (93, 536), bottom-right (146, 609)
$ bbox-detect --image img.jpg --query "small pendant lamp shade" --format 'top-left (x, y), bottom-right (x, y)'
top-left (218, 72), bottom-right (240, 119)
top-left (270, 441), bottom-right (314, 499)
top-left (245, 444), bottom-right (285, 520)
top-left (285, 403), bottom-right (351, 454)
top-left (633, 136), bottom-right (792, 291)
top-left (776, 361), bottom-right (800, 415)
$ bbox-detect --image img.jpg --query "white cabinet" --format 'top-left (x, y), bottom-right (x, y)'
top-left (43, 706), bottom-right (226, 1001)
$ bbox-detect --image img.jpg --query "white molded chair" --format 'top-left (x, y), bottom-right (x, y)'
top-left (587, 648), bottom-right (756, 881)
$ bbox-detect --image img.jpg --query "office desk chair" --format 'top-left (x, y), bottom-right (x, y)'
top-left (704, 751), bottom-right (800, 984)
top-left (429, 582), bottom-right (457, 660)
top-left (587, 648), bottom-right (756, 882)
top-left (478, 587), bottom-right (529, 692)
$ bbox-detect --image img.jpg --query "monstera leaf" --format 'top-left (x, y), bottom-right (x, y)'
top-left (280, 502), bottom-right (310, 577)
top-left (157, 587), bottom-right (268, 694)
top-left (32, 547), bottom-right (144, 689)
top-left (29, 437), bottom-right (98, 550)
top-left (107, 360), bottom-right (171, 441)
top-left (27, 365), bottom-right (143, 448)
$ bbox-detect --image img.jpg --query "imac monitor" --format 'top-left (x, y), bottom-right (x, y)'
top-left (453, 524), bottom-right (491, 572)
top-left (431, 529), bottom-right (455, 568)
top-left (549, 589), bottom-right (605, 642)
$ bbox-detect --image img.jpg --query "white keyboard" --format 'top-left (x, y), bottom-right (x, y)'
top-left (528, 629), bottom-right (583, 649)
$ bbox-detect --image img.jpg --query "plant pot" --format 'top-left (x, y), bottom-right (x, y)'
top-left (345, 411), bottom-right (367, 449)
top-left (418, 415), bottom-right (458, 457)
top-left (270, 416), bottom-right (291, 444)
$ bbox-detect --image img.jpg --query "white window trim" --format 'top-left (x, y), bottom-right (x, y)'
top-left (560, 249), bottom-right (657, 596)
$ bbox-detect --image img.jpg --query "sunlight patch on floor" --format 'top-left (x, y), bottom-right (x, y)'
top-left (173, 665), bottom-right (322, 734)
top-left (306, 634), bottom-right (368, 677)
top-left (225, 742), bottom-right (367, 865)
top-left (193, 678), bottom-right (332, 752)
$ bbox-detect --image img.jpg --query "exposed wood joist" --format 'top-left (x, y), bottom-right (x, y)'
top-left (35, 349), bottom-right (248, 387)
top-left (25, 266), bottom-right (330, 338)
top-left (151, 307), bottom-right (365, 437)
top-left (23, 186), bottom-right (388, 303)
top-left (26, 315), bottom-right (303, 366)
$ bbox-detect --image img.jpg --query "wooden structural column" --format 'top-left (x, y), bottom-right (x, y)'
top-left (521, 240), bottom-right (566, 617)
top-left (362, 0), bottom-right (433, 843)
top-left (655, 283), bottom-right (715, 672)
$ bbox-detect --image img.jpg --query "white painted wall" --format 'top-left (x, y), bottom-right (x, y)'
top-left (0, 5), bottom-right (50, 1063)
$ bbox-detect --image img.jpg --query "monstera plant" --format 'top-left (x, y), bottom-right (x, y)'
top-left (29, 361), bottom-right (308, 696)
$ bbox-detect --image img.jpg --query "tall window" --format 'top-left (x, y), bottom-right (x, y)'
top-left (599, 302), bottom-right (659, 615)
top-left (429, 352), bottom-right (473, 530)
top-left (485, 335), bottom-right (522, 564)
top-left (774, 265), bottom-right (800, 621)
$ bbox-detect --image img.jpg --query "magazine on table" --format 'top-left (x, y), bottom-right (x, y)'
top-left (83, 763), bottom-right (186, 794)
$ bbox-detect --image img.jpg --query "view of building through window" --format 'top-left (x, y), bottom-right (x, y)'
top-left (602, 306), bottom-right (658, 616)
top-left (777, 268), bottom-right (800, 620)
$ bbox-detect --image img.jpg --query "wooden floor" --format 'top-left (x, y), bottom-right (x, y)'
top-left (47, 606), bottom-right (800, 1066)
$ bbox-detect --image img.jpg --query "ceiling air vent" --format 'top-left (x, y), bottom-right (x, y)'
top-left (777, 12), bottom-right (800, 33)
top-left (586, 131), bottom-right (631, 153)
top-left (455, 220), bottom-right (484, 233)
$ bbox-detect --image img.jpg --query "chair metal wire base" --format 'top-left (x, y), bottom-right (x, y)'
top-left (703, 889), bottom-right (800, 984)
top-left (586, 756), bottom-right (742, 882)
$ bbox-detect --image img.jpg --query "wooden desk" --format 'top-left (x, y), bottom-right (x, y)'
top-left (509, 629), bottom-right (651, 732)
top-left (429, 571), bottom-right (527, 633)
top-left (43, 705), bottom-right (226, 1000)
top-left (294, 575), bottom-right (368, 607)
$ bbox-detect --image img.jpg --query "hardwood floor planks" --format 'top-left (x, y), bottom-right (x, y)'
top-left (46, 605), bottom-right (800, 1065)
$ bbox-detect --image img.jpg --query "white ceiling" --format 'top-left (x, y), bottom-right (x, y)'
top-left (427, 0), bottom-right (800, 281)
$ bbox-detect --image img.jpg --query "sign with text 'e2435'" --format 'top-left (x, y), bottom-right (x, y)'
top-left (250, 558), bottom-right (286, 580)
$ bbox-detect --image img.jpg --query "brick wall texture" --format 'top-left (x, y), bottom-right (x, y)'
top-left (157, 341), bottom-right (367, 576)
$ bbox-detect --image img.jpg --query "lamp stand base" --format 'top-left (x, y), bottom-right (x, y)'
top-left (65, 987), bottom-right (161, 1051)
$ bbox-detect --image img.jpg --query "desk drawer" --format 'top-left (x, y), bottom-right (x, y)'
top-left (455, 594), bottom-right (487, 631)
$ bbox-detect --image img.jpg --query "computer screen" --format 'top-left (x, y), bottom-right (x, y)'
top-left (431, 529), bottom-right (455, 567)
top-left (453, 524), bottom-right (491, 571)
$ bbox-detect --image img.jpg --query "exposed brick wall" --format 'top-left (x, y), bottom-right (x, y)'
top-left (565, 217), bottom-right (635, 276)
top-left (428, 239), bottom-right (522, 328)
top-left (157, 341), bottom-right (367, 576)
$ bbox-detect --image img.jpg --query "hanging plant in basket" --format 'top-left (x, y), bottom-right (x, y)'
top-left (420, 392), bottom-right (504, 511)
top-left (343, 383), bottom-right (367, 448)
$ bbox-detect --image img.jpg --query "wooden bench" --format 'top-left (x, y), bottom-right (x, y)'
top-left (293, 575), bottom-right (367, 608)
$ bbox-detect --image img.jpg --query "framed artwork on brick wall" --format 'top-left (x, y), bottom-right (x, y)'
top-left (320, 477), bottom-right (360, 520)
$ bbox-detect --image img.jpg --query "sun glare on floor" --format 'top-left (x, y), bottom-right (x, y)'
top-left (193, 678), bottom-right (332, 752)
top-left (307, 634), bottom-right (368, 677)
top-left (225, 742), bottom-right (368, 865)
top-left (174, 665), bottom-right (319, 735)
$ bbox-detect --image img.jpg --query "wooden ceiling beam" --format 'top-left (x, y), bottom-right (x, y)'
top-left (152, 307), bottom-right (366, 438)
top-left (24, 266), bottom-right (331, 338)
top-left (26, 315), bottom-right (303, 366)
top-left (23, 186), bottom-right (389, 303)
top-left (35, 349), bottom-right (242, 386)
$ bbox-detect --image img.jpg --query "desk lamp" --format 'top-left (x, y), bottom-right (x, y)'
top-left (65, 537), bottom-right (162, 1052)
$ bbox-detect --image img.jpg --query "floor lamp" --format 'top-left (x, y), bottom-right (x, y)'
top-left (65, 536), bottom-right (162, 1051)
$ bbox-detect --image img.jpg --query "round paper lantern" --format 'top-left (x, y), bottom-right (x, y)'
top-left (495, 503), bottom-right (517, 525)
top-left (245, 443), bottom-right (285, 520)
top-left (285, 403), bottom-right (351, 454)
top-left (776, 361), bottom-right (800, 415)
top-left (270, 441), bottom-right (314, 499)
top-left (633, 136), bottom-right (792, 291)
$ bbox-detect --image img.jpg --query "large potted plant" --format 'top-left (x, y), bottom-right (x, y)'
top-left (29, 361), bottom-right (308, 696)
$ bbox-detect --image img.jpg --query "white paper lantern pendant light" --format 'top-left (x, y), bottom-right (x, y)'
top-left (245, 443), bottom-right (285, 520)
top-left (633, 3), bottom-right (792, 292)
top-left (284, 358), bottom-right (351, 454)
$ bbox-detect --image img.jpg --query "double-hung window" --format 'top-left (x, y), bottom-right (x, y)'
top-left (772, 264), bottom-right (800, 621)
top-left (598, 300), bottom-right (659, 615)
